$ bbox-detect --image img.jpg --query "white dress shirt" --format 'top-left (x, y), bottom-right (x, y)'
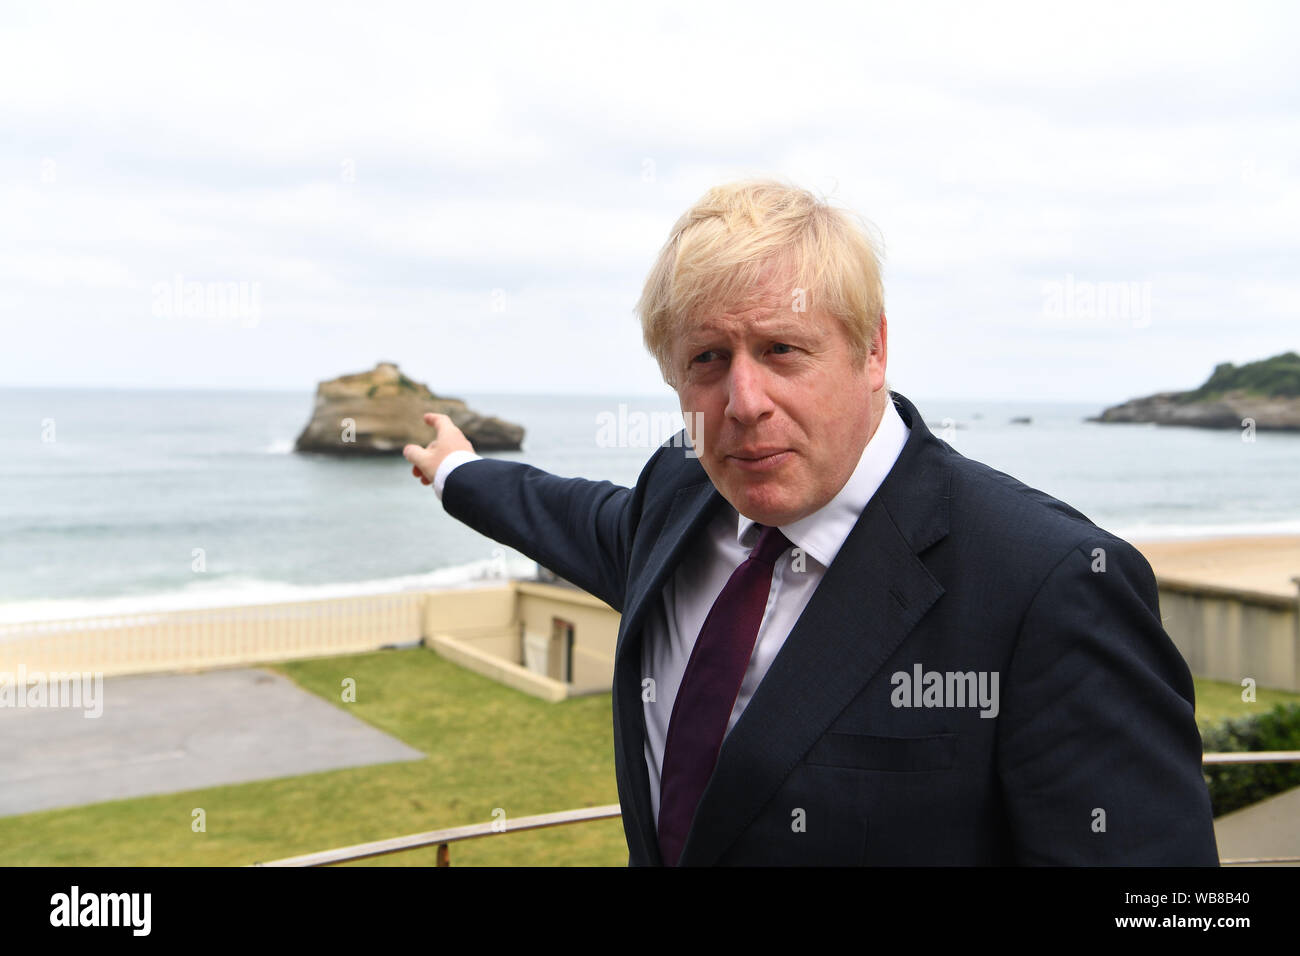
top-left (434, 398), bottom-right (911, 827)
top-left (434, 449), bottom-right (483, 499)
top-left (640, 398), bottom-right (909, 825)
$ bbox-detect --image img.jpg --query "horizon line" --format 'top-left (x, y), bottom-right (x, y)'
top-left (0, 383), bottom-right (1116, 405)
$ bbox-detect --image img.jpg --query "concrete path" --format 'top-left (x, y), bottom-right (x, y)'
top-left (1213, 784), bottom-right (1300, 866)
top-left (0, 667), bottom-right (424, 817)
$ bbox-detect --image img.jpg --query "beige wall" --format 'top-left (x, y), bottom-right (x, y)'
top-left (514, 582), bottom-right (618, 695)
top-left (416, 582), bottom-right (620, 698)
top-left (1158, 579), bottom-right (1300, 692)
top-left (424, 582), bottom-right (619, 699)
top-left (423, 587), bottom-right (522, 663)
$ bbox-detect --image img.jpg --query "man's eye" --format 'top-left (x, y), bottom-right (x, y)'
top-left (691, 350), bottom-right (719, 364)
top-left (771, 343), bottom-right (795, 354)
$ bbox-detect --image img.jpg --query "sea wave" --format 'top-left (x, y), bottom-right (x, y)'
top-left (0, 553), bottom-right (539, 626)
top-left (1113, 519), bottom-right (1300, 542)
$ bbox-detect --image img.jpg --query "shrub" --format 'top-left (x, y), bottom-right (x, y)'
top-left (1201, 702), bottom-right (1300, 816)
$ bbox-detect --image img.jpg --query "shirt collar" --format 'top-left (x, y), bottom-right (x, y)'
top-left (736, 394), bottom-right (910, 568)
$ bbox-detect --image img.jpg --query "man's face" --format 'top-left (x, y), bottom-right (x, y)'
top-left (671, 282), bottom-right (888, 527)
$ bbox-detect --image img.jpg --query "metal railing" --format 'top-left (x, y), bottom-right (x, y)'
top-left (1203, 750), bottom-right (1300, 865)
top-left (251, 804), bottom-right (623, 867)
top-left (254, 752), bottom-right (1300, 867)
top-left (1202, 750), bottom-right (1300, 764)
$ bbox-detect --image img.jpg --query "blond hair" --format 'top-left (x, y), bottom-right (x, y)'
top-left (636, 178), bottom-right (885, 388)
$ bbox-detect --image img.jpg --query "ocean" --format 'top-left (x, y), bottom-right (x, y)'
top-left (2, 388), bottom-right (1297, 623)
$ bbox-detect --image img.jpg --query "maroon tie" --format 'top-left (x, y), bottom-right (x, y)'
top-left (657, 523), bottom-right (792, 866)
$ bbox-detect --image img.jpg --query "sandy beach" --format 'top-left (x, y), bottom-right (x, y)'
top-left (1133, 536), bottom-right (1300, 599)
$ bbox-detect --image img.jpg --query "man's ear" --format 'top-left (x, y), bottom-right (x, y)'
top-left (868, 312), bottom-right (888, 391)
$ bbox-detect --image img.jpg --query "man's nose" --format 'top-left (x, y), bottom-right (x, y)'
top-left (724, 353), bottom-right (776, 425)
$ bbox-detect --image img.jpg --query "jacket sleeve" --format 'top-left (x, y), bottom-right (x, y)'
top-left (996, 535), bottom-right (1219, 865)
top-left (440, 458), bottom-right (637, 613)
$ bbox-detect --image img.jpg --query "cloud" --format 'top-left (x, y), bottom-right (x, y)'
top-left (1, 0), bottom-right (1297, 400)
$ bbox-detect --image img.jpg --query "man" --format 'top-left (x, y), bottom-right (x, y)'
top-left (404, 179), bottom-right (1219, 866)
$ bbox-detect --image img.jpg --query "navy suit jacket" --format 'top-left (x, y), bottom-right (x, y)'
top-left (442, 390), bottom-right (1219, 865)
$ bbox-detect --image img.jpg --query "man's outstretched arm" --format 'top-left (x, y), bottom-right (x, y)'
top-left (404, 412), bottom-right (636, 612)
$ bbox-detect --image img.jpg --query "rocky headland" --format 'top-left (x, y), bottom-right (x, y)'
top-left (1091, 352), bottom-right (1300, 431)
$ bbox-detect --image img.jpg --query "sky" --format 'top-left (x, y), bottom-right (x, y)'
top-left (1, 0), bottom-right (1296, 403)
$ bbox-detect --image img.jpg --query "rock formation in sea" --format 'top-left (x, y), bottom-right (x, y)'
top-left (1090, 352), bottom-right (1300, 431)
top-left (293, 362), bottom-right (525, 455)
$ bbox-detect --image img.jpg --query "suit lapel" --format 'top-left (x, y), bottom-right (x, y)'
top-left (612, 474), bottom-right (725, 865)
top-left (677, 391), bottom-right (951, 865)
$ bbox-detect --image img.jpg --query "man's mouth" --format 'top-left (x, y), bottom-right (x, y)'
top-left (725, 449), bottom-right (792, 472)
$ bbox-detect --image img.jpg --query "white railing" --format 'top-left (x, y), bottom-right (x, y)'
top-left (0, 591), bottom-right (425, 677)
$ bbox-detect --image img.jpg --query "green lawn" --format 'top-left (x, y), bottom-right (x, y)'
top-left (1193, 677), bottom-right (1300, 729)
top-left (0, 648), bottom-right (626, 866)
top-left (0, 653), bottom-right (1294, 866)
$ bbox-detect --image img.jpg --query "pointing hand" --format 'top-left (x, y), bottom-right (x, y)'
top-left (403, 413), bottom-right (473, 486)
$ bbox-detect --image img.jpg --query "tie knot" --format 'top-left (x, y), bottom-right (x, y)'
top-left (750, 524), bottom-right (791, 566)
